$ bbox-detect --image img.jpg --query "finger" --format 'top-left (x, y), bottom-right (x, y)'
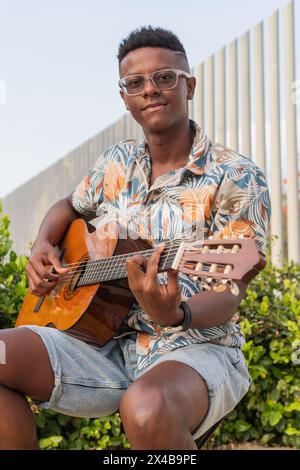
top-left (30, 258), bottom-right (60, 282)
top-left (126, 256), bottom-right (146, 284)
top-left (167, 269), bottom-right (179, 283)
top-left (47, 251), bottom-right (69, 275)
top-left (146, 243), bottom-right (165, 283)
top-left (167, 270), bottom-right (180, 292)
top-left (27, 266), bottom-right (56, 296)
top-left (127, 255), bottom-right (148, 269)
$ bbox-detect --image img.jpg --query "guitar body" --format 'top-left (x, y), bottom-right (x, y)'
top-left (16, 219), bottom-right (151, 346)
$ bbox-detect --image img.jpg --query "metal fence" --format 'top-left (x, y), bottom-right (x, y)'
top-left (3, 0), bottom-right (299, 264)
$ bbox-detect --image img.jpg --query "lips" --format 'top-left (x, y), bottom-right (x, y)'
top-left (143, 103), bottom-right (167, 113)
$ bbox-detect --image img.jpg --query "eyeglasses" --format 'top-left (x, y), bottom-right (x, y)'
top-left (118, 68), bottom-right (192, 96)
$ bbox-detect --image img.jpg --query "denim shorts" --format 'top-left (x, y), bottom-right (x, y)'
top-left (19, 325), bottom-right (251, 440)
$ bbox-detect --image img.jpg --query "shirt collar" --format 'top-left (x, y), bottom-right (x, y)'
top-left (136, 119), bottom-right (210, 175)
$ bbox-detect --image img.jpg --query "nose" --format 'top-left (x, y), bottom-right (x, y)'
top-left (142, 76), bottom-right (161, 96)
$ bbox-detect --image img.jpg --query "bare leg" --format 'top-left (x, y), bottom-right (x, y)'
top-left (119, 361), bottom-right (209, 450)
top-left (0, 385), bottom-right (39, 450)
top-left (0, 327), bottom-right (55, 450)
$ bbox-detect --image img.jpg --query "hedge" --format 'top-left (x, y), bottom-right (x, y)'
top-left (0, 205), bottom-right (299, 449)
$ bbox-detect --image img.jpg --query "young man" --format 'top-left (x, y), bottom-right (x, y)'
top-left (0, 26), bottom-right (270, 450)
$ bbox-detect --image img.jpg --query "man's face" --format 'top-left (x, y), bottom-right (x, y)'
top-left (119, 47), bottom-right (196, 132)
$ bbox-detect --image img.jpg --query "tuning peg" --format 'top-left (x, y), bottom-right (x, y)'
top-left (209, 263), bottom-right (217, 273)
top-left (224, 265), bottom-right (232, 274)
top-left (212, 281), bottom-right (227, 293)
top-left (199, 280), bottom-right (211, 291)
top-left (229, 280), bottom-right (240, 296)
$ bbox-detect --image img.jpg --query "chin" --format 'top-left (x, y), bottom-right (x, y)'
top-left (140, 115), bottom-right (175, 133)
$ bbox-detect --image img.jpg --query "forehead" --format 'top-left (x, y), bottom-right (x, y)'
top-left (119, 47), bottom-right (188, 77)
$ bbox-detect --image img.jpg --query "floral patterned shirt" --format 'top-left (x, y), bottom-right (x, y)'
top-left (71, 119), bottom-right (271, 371)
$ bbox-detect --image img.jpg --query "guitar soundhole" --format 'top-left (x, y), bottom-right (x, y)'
top-left (68, 266), bottom-right (82, 292)
top-left (63, 257), bottom-right (88, 300)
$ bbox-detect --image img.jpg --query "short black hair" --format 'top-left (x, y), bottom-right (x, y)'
top-left (117, 26), bottom-right (188, 65)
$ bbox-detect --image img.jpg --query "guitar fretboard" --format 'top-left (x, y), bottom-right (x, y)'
top-left (77, 240), bottom-right (181, 286)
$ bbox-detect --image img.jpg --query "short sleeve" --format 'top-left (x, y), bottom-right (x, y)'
top-left (71, 152), bottom-right (106, 217)
top-left (208, 164), bottom-right (271, 250)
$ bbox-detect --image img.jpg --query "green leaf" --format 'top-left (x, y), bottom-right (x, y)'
top-left (285, 426), bottom-right (300, 436)
top-left (234, 420), bottom-right (252, 432)
top-left (269, 411), bottom-right (283, 426)
top-left (284, 402), bottom-right (300, 413)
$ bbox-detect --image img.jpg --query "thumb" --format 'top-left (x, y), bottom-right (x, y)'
top-left (48, 251), bottom-right (69, 274)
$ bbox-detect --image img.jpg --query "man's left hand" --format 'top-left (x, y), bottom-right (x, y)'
top-left (126, 244), bottom-right (183, 327)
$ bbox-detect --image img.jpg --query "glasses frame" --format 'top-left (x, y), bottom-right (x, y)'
top-left (118, 68), bottom-right (192, 96)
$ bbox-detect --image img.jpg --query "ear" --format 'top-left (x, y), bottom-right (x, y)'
top-left (119, 89), bottom-right (129, 111)
top-left (187, 77), bottom-right (196, 101)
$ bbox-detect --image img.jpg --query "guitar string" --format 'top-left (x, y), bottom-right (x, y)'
top-left (52, 246), bottom-right (186, 285)
top-left (56, 240), bottom-right (180, 269)
top-left (53, 244), bottom-right (231, 283)
top-left (52, 237), bottom-right (237, 270)
top-left (54, 258), bottom-right (233, 288)
top-left (51, 246), bottom-right (236, 286)
top-left (51, 239), bottom-right (233, 275)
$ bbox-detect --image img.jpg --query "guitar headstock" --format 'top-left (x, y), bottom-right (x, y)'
top-left (171, 235), bottom-right (266, 296)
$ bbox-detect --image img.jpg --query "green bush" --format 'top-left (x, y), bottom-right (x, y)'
top-left (210, 259), bottom-right (300, 449)
top-left (0, 206), bottom-right (299, 449)
top-left (32, 407), bottom-right (129, 450)
top-left (0, 204), bottom-right (28, 329)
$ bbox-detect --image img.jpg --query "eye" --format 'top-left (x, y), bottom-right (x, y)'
top-left (155, 71), bottom-right (174, 82)
top-left (125, 77), bottom-right (144, 89)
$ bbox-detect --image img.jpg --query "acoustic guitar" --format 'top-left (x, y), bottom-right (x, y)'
top-left (16, 218), bottom-right (266, 346)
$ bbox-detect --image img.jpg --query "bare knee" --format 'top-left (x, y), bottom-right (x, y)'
top-left (119, 383), bottom-right (175, 434)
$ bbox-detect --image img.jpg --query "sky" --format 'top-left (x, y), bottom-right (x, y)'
top-left (0, 0), bottom-right (298, 198)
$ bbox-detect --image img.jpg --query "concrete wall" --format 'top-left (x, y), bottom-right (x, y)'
top-left (2, 114), bottom-right (143, 254)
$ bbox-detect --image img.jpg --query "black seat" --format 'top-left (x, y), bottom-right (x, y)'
top-left (195, 417), bottom-right (225, 450)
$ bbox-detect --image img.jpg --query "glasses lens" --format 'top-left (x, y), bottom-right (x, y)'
top-left (153, 70), bottom-right (177, 89)
top-left (123, 76), bottom-right (145, 94)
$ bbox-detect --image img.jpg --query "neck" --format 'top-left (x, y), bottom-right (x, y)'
top-left (143, 118), bottom-right (194, 166)
top-left (77, 240), bottom-right (181, 287)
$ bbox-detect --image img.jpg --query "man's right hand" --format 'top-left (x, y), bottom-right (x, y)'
top-left (26, 241), bottom-right (69, 297)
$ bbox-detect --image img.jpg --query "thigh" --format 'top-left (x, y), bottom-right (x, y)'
top-left (120, 360), bottom-right (209, 434)
top-left (0, 326), bottom-right (54, 401)
top-left (137, 342), bottom-right (252, 439)
top-left (15, 325), bottom-right (132, 418)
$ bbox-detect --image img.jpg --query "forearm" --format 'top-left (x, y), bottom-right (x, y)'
top-left (186, 281), bottom-right (247, 328)
top-left (32, 198), bottom-right (78, 249)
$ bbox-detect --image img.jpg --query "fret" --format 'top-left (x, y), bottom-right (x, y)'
top-left (78, 241), bottom-right (181, 287)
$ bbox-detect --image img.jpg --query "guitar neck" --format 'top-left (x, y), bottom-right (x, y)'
top-left (77, 240), bottom-right (181, 287)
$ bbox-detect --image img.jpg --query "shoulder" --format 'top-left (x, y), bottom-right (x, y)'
top-left (93, 138), bottom-right (142, 169)
top-left (208, 141), bottom-right (267, 184)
